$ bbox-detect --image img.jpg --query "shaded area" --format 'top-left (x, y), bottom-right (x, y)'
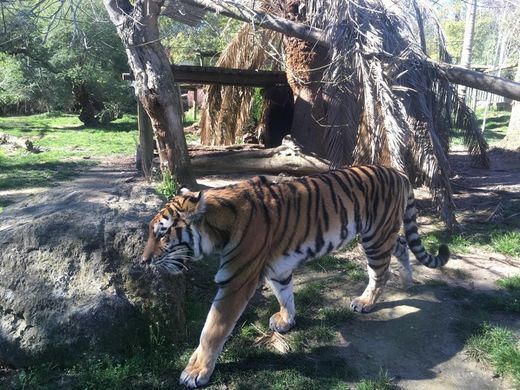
top-left (0, 116), bottom-right (136, 135)
top-left (0, 159), bottom-right (92, 191)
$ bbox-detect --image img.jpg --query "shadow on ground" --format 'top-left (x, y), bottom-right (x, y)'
top-left (0, 160), bottom-right (92, 191)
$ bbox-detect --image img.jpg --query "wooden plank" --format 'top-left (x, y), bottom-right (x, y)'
top-left (122, 65), bottom-right (288, 87)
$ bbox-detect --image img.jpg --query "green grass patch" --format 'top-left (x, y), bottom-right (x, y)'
top-left (0, 113), bottom-right (137, 191)
top-left (295, 281), bottom-right (326, 308)
top-left (466, 324), bottom-right (520, 385)
top-left (423, 225), bottom-right (520, 258)
top-left (491, 232), bottom-right (520, 257)
top-left (308, 254), bottom-right (367, 282)
top-left (451, 108), bottom-right (510, 146)
top-left (356, 369), bottom-right (396, 390)
top-left (183, 106), bottom-right (199, 128)
top-left (497, 275), bottom-right (520, 292)
top-left (318, 307), bottom-right (355, 323)
top-left (155, 170), bottom-right (179, 200)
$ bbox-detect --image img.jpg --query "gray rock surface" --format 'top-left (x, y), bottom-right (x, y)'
top-left (0, 165), bottom-right (185, 367)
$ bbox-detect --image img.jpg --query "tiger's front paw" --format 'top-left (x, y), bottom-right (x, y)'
top-left (179, 349), bottom-right (214, 388)
top-left (179, 365), bottom-right (212, 389)
top-left (269, 311), bottom-right (295, 333)
top-left (350, 296), bottom-right (375, 313)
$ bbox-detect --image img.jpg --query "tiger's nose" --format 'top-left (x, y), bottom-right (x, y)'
top-left (140, 254), bottom-right (152, 265)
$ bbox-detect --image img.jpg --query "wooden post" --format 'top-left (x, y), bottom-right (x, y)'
top-left (137, 101), bottom-right (154, 178)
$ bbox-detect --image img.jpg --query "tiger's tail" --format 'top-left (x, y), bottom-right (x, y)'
top-left (403, 190), bottom-right (450, 268)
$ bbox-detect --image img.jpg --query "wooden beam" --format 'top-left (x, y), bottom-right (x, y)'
top-left (123, 64), bottom-right (288, 87)
top-left (177, 0), bottom-right (520, 101)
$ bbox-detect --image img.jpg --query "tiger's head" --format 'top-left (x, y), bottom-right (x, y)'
top-left (141, 188), bottom-right (206, 274)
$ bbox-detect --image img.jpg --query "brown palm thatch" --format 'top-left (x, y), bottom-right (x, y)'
top-left (200, 0), bottom-right (489, 228)
top-left (199, 24), bottom-right (281, 145)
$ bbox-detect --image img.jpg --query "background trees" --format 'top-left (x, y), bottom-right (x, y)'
top-left (0, 0), bottom-right (133, 122)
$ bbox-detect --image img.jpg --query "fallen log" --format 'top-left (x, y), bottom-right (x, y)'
top-left (189, 139), bottom-right (330, 175)
top-left (0, 133), bottom-right (40, 153)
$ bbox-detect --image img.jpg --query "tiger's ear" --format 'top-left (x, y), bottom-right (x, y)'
top-left (178, 187), bottom-right (202, 201)
top-left (179, 191), bottom-right (205, 223)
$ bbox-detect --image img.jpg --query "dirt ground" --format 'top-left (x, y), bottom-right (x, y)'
top-left (1, 146), bottom-right (519, 389)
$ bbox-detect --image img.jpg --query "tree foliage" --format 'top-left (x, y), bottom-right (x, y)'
top-left (428, 0), bottom-right (520, 67)
top-left (161, 14), bottom-right (242, 65)
top-left (0, 0), bottom-right (133, 120)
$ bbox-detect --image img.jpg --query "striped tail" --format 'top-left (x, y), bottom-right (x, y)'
top-left (403, 190), bottom-right (450, 268)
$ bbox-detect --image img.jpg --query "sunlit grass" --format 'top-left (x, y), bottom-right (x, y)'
top-left (0, 113), bottom-right (137, 191)
top-left (450, 108), bottom-right (510, 146)
top-left (466, 324), bottom-right (520, 386)
top-left (423, 227), bottom-right (520, 258)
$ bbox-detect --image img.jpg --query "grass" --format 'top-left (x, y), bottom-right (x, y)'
top-left (156, 170), bottom-right (179, 200)
top-left (497, 275), bottom-right (520, 292)
top-left (422, 225), bottom-right (520, 258)
top-left (0, 113), bottom-right (137, 191)
top-left (466, 324), bottom-right (520, 385)
top-left (450, 107), bottom-right (510, 146)
top-left (356, 370), bottom-right (396, 390)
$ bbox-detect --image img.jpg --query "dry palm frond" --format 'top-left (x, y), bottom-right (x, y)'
top-left (293, 0), bottom-right (489, 228)
top-left (200, 0), bottom-right (488, 228)
top-left (252, 324), bottom-right (292, 354)
top-left (200, 24), bottom-right (282, 145)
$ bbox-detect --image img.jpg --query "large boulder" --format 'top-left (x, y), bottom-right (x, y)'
top-left (0, 165), bottom-right (185, 367)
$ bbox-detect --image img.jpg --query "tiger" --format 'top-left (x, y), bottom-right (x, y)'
top-left (141, 165), bottom-right (449, 388)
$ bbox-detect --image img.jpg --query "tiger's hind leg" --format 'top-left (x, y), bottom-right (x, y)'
top-left (393, 235), bottom-right (413, 289)
top-left (350, 260), bottom-right (391, 313)
top-left (350, 233), bottom-right (397, 313)
top-left (266, 273), bottom-right (296, 333)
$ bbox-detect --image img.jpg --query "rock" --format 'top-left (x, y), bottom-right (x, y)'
top-left (0, 165), bottom-right (185, 367)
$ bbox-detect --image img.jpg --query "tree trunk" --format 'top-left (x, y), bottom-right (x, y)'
top-left (73, 83), bottom-right (101, 126)
top-left (458, 0), bottom-right (477, 102)
top-left (137, 101), bottom-right (155, 178)
top-left (103, 0), bottom-right (197, 187)
top-left (413, 0), bottom-right (427, 53)
top-left (502, 59), bottom-right (520, 150)
top-left (284, 0), bottom-right (329, 156)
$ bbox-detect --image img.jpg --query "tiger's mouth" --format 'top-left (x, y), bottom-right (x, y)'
top-left (151, 244), bottom-right (194, 274)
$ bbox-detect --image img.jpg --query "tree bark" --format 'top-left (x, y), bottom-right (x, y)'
top-left (283, 0), bottom-right (329, 156)
top-left (137, 101), bottom-right (155, 178)
top-left (103, 0), bottom-right (197, 187)
top-left (413, 0), bottom-right (427, 53)
top-left (178, 0), bottom-right (520, 101)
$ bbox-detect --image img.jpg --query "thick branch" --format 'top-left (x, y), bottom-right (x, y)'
top-left (433, 61), bottom-right (520, 102)
top-left (179, 0), bottom-right (520, 100)
top-left (179, 0), bottom-right (326, 45)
